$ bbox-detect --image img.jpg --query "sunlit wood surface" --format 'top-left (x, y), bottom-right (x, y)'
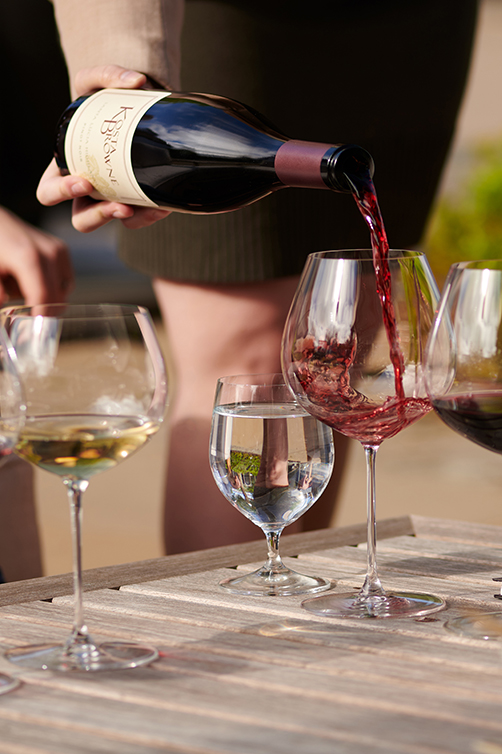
top-left (1, 515), bottom-right (502, 753)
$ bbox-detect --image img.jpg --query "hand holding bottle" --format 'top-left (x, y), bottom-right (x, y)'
top-left (36, 65), bottom-right (171, 233)
top-left (53, 82), bottom-right (374, 217)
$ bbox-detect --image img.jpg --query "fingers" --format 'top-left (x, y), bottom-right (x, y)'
top-left (70, 197), bottom-right (169, 233)
top-left (120, 207), bottom-right (171, 230)
top-left (37, 64), bottom-right (149, 210)
top-left (37, 159), bottom-right (93, 208)
top-left (74, 65), bottom-right (147, 96)
top-left (38, 162), bottom-right (170, 233)
top-left (71, 196), bottom-right (135, 233)
top-left (37, 67), bottom-right (170, 234)
top-left (15, 230), bottom-right (74, 306)
top-left (0, 208), bottom-right (74, 305)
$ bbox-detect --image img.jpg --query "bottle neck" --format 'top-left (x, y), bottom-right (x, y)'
top-left (275, 141), bottom-right (333, 190)
top-left (275, 141), bottom-right (374, 194)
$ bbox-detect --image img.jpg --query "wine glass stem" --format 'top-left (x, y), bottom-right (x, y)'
top-left (64, 478), bottom-right (90, 645)
top-left (361, 444), bottom-right (385, 598)
top-left (264, 530), bottom-right (287, 573)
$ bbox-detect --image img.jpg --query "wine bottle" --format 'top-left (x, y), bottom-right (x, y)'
top-left (54, 89), bottom-right (374, 214)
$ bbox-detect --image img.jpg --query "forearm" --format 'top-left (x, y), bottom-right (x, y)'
top-left (51, 0), bottom-right (184, 96)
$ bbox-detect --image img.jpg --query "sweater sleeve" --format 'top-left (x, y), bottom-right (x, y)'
top-left (51, 0), bottom-right (183, 97)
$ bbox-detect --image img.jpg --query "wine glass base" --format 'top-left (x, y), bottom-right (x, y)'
top-left (301, 590), bottom-right (445, 619)
top-left (5, 641), bottom-right (159, 672)
top-left (0, 672), bottom-right (20, 695)
top-left (445, 612), bottom-right (502, 640)
top-left (220, 566), bottom-right (334, 597)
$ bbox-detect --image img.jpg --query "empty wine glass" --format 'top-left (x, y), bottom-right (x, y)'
top-left (209, 373), bottom-right (335, 596)
top-left (0, 325), bottom-right (25, 693)
top-left (1, 304), bottom-right (168, 671)
top-left (282, 249), bottom-right (446, 618)
top-left (425, 260), bottom-right (502, 638)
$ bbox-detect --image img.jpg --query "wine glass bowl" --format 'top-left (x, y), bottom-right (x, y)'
top-left (1, 304), bottom-right (168, 671)
top-left (209, 373), bottom-right (335, 596)
top-left (425, 260), bottom-right (502, 637)
top-left (282, 249), bottom-right (445, 618)
top-left (0, 325), bottom-right (25, 694)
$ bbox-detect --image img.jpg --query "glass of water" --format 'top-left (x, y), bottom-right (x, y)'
top-left (209, 373), bottom-right (334, 596)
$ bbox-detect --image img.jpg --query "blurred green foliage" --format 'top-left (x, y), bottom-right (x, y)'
top-left (426, 140), bottom-right (502, 284)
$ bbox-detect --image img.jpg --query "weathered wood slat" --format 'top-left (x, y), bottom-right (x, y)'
top-left (237, 549), bottom-right (499, 589)
top-left (0, 683), bottom-right (348, 754)
top-left (1, 590), bottom-right (500, 678)
top-left (363, 534), bottom-right (502, 564)
top-left (410, 515), bottom-right (502, 547)
top-left (0, 516), bottom-right (413, 607)
top-left (0, 582), bottom-right (497, 672)
top-left (1, 518), bottom-right (502, 754)
top-left (15, 651), bottom-right (502, 739)
top-left (112, 547), bottom-right (499, 604)
top-left (1, 638), bottom-right (501, 754)
top-left (0, 684), bottom-right (474, 754)
top-left (0, 714), bottom-right (170, 754)
top-left (0, 635), bottom-right (500, 754)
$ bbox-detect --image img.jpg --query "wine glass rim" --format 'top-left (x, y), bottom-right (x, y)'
top-left (217, 372), bottom-right (287, 387)
top-left (0, 303), bottom-right (150, 319)
top-left (449, 259), bottom-right (502, 271)
top-left (307, 249), bottom-right (425, 261)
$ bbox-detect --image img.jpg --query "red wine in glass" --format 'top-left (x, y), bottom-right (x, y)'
top-left (290, 159), bottom-right (431, 443)
top-left (281, 156), bottom-right (444, 617)
top-left (432, 393), bottom-right (502, 454)
top-left (283, 245), bottom-right (443, 618)
top-left (425, 260), bottom-right (502, 634)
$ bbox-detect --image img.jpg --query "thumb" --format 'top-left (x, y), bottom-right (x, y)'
top-left (74, 66), bottom-right (147, 96)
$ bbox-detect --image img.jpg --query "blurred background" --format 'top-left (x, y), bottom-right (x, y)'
top-left (27, 0), bottom-right (502, 574)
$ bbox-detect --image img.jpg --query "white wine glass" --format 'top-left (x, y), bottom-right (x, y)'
top-left (209, 373), bottom-right (335, 596)
top-left (1, 304), bottom-right (168, 671)
top-left (282, 249), bottom-right (446, 618)
top-left (425, 260), bottom-right (502, 638)
top-left (0, 325), bottom-right (25, 693)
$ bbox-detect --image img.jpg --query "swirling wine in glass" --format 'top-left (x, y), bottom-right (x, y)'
top-left (282, 249), bottom-right (445, 618)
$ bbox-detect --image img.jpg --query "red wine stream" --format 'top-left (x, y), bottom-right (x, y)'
top-left (292, 169), bottom-right (429, 445)
top-left (347, 172), bottom-right (405, 402)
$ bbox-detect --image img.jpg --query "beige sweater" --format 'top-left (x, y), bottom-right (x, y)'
top-left (51, 0), bottom-right (183, 96)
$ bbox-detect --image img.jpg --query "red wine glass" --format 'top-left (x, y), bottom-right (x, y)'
top-left (282, 249), bottom-right (445, 618)
top-left (1, 304), bottom-right (168, 671)
top-left (425, 260), bottom-right (502, 638)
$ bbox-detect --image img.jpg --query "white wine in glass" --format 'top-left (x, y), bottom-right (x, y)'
top-left (1, 304), bottom-right (168, 672)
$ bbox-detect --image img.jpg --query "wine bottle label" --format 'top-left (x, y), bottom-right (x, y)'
top-left (64, 88), bottom-right (169, 207)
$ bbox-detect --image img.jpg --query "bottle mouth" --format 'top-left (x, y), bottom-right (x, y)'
top-left (323, 144), bottom-right (375, 192)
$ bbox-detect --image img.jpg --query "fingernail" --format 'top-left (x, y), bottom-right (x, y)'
top-left (112, 209), bottom-right (129, 219)
top-left (71, 181), bottom-right (89, 197)
top-left (120, 70), bottom-right (144, 84)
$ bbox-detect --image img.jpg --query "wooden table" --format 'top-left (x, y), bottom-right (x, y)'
top-left (1, 514), bottom-right (502, 754)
